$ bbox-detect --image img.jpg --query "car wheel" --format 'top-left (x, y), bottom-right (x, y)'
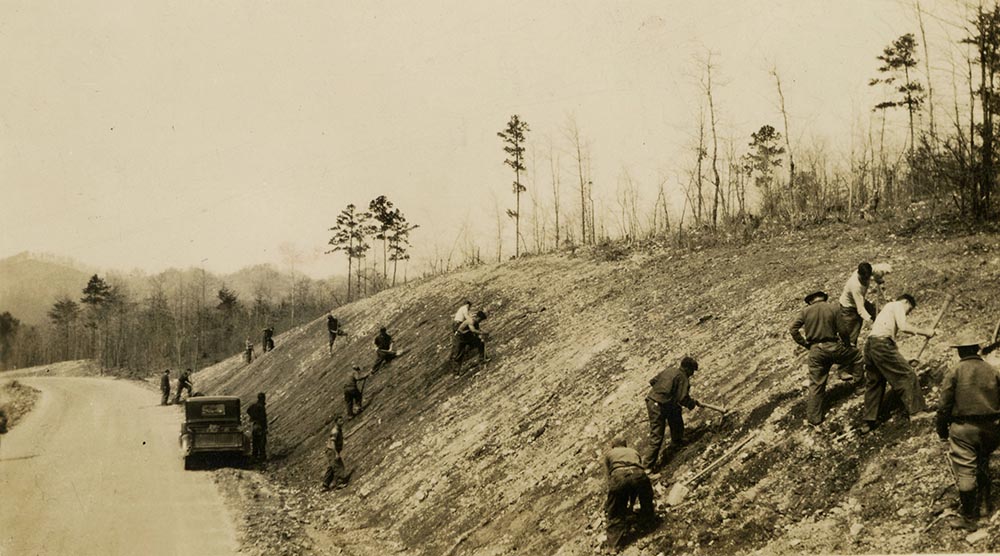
top-left (183, 456), bottom-right (193, 470)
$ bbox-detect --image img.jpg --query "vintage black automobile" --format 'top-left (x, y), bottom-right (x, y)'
top-left (179, 396), bottom-right (250, 469)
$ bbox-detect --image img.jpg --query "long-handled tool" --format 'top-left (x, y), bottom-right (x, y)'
top-left (982, 317), bottom-right (1000, 356)
top-left (666, 432), bottom-right (757, 506)
top-left (699, 402), bottom-right (727, 414)
top-left (911, 293), bottom-right (954, 364)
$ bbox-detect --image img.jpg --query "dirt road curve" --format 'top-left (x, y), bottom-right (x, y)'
top-left (0, 377), bottom-right (238, 556)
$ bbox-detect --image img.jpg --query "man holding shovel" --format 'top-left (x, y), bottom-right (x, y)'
top-left (860, 294), bottom-right (937, 434)
top-left (343, 365), bottom-right (370, 418)
top-left (789, 290), bottom-right (864, 425)
top-left (936, 332), bottom-right (1000, 531)
top-left (641, 356), bottom-right (701, 472)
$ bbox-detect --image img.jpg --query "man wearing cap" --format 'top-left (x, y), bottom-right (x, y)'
top-left (641, 356), bottom-right (701, 471)
top-left (247, 392), bottom-right (268, 461)
top-left (159, 369), bottom-right (171, 405)
top-left (343, 365), bottom-right (371, 418)
top-left (603, 437), bottom-right (657, 551)
top-left (838, 262), bottom-right (877, 347)
top-left (860, 294), bottom-right (937, 433)
top-left (936, 333), bottom-right (1000, 530)
top-left (173, 368), bottom-right (193, 404)
top-left (789, 290), bottom-right (865, 425)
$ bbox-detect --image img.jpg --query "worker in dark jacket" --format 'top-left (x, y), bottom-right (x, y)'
top-left (327, 314), bottom-right (341, 354)
top-left (173, 369), bottom-right (193, 404)
top-left (371, 327), bottom-right (397, 373)
top-left (160, 369), bottom-right (171, 405)
top-left (247, 392), bottom-right (268, 461)
top-left (343, 365), bottom-right (370, 418)
top-left (936, 333), bottom-right (1000, 531)
top-left (604, 437), bottom-right (656, 551)
top-left (789, 290), bottom-right (864, 425)
top-left (642, 356), bottom-right (701, 471)
top-left (263, 327), bottom-right (275, 352)
top-left (322, 415), bottom-right (349, 490)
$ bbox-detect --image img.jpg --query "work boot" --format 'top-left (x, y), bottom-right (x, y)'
top-left (950, 490), bottom-right (979, 531)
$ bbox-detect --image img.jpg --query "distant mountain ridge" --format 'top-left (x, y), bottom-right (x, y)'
top-left (0, 251), bottom-right (344, 327)
top-left (0, 252), bottom-right (92, 325)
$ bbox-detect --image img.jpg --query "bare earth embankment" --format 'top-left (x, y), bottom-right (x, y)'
top-left (190, 220), bottom-right (1000, 555)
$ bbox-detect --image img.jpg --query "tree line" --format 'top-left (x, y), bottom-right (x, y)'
top-left (431, 5), bottom-right (1000, 273)
top-left (0, 268), bottom-right (346, 372)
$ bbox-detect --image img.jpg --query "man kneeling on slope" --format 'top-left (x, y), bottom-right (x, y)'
top-left (604, 437), bottom-right (657, 552)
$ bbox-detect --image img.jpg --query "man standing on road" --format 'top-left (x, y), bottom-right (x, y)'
top-left (642, 356), bottom-right (701, 471)
top-left (604, 437), bottom-right (657, 552)
top-left (159, 369), bottom-right (171, 406)
top-left (0, 405), bottom-right (7, 453)
top-left (327, 314), bottom-right (341, 355)
top-left (860, 294), bottom-right (937, 433)
top-left (173, 369), bottom-right (193, 404)
top-left (452, 300), bottom-right (472, 332)
top-left (244, 338), bottom-right (254, 364)
top-left (789, 290), bottom-right (864, 425)
top-left (343, 365), bottom-right (370, 418)
top-left (838, 262), bottom-right (877, 347)
top-left (247, 392), bottom-right (268, 461)
top-left (936, 333), bottom-right (1000, 531)
top-left (322, 415), bottom-right (350, 490)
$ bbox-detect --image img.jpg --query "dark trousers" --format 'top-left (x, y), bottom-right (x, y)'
top-left (862, 337), bottom-right (926, 422)
top-left (838, 304), bottom-right (863, 347)
top-left (328, 330), bottom-right (338, 351)
top-left (251, 427), bottom-right (267, 459)
top-left (264, 338), bottom-right (274, 352)
top-left (451, 332), bottom-right (485, 363)
top-left (372, 350), bottom-right (396, 373)
top-left (641, 398), bottom-right (683, 469)
top-left (344, 388), bottom-right (362, 416)
top-left (172, 383), bottom-right (192, 404)
top-left (605, 466), bottom-right (655, 549)
top-left (949, 421), bottom-right (1000, 493)
top-left (160, 389), bottom-right (170, 405)
top-left (806, 341), bottom-right (863, 424)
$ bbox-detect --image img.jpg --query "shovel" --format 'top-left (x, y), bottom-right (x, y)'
top-left (910, 294), bottom-right (953, 366)
top-left (665, 432), bottom-right (757, 506)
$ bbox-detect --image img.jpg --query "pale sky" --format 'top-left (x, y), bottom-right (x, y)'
top-left (0, 0), bottom-right (970, 278)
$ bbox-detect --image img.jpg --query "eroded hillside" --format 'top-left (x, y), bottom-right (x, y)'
top-left (196, 222), bottom-right (1000, 555)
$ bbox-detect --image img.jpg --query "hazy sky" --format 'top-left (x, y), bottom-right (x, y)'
top-left (0, 0), bottom-right (968, 278)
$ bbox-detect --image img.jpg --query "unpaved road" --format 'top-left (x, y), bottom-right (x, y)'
top-left (0, 377), bottom-right (238, 556)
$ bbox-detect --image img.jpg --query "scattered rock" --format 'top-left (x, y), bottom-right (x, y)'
top-left (849, 523), bottom-right (863, 538)
top-left (966, 530), bottom-right (989, 544)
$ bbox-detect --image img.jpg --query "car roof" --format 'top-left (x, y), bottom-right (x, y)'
top-left (186, 396), bottom-right (240, 403)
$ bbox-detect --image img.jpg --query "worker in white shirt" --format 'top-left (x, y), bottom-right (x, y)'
top-left (452, 300), bottom-right (472, 333)
top-left (838, 262), bottom-right (876, 347)
top-left (860, 293), bottom-right (938, 433)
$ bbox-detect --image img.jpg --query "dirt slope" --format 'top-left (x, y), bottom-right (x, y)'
top-left (196, 221), bottom-right (1000, 555)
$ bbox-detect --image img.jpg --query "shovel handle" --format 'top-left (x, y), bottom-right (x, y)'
top-left (687, 433), bottom-right (757, 485)
top-left (699, 402), bottom-right (726, 414)
top-left (915, 294), bottom-right (953, 361)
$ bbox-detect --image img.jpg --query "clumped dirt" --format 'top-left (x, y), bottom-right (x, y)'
top-left (0, 379), bottom-right (40, 431)
top-left (195, 220), bottom-right (1000, 555)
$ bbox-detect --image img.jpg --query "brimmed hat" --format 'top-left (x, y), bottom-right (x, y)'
top-left (804, 291), bottom-right (828, 304)
top-left (950, 332), bottom-right (984, 348)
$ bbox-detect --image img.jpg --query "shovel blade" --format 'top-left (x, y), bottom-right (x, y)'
top-left (666, 482), bottom-right (690, 506)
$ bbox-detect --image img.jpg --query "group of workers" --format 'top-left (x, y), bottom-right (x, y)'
top-left (603, 261), bottom-right (1000, 551)
top-left (159, 368), bottom-right (193, 405)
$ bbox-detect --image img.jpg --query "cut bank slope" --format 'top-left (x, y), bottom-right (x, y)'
top-left (197, 222), bottom-right (1000, 555)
